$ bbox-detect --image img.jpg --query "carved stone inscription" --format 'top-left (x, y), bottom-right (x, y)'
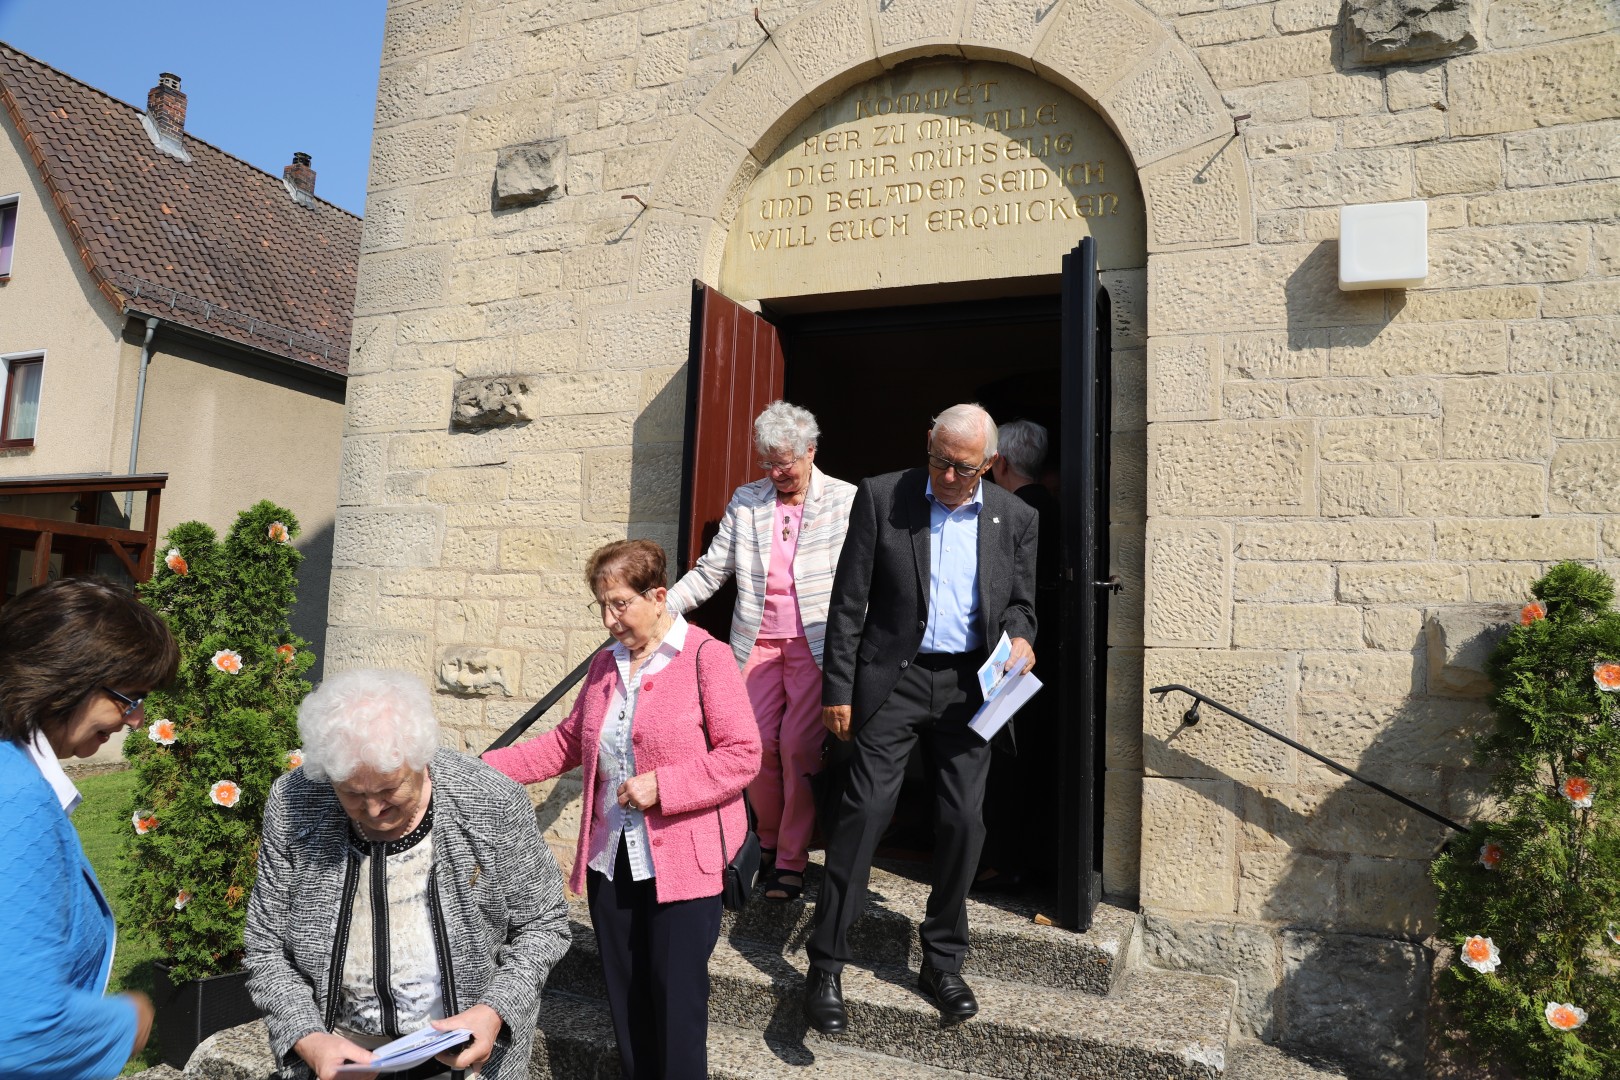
top-left (721, 62), bottom-right (1146, 301)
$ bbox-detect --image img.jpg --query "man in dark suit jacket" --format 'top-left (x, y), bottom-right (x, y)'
top-left (803, 404), bottom-right (1038, 1033)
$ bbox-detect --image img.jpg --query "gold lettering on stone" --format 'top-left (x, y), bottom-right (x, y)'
top-left (721, 62), bottom-right (1146, 301)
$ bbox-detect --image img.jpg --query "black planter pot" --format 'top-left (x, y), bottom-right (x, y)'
top-left (151, 961), bottom-right (261, 1069)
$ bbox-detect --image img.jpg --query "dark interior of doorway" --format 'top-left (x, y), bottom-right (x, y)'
top-left (772, 294), bottom-right (1062, 864)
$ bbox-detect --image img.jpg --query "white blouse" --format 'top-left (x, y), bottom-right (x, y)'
top-left (587, 615), bottom-right (690, 882)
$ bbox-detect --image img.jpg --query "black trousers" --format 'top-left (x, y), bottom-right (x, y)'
top-left (807, 652), bottom-right (991, 975)
top-left (586, 838), bottom-right (723, 1080)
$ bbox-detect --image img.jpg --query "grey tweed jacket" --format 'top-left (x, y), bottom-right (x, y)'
top-left (244, 747), bottom-right (571, 1079)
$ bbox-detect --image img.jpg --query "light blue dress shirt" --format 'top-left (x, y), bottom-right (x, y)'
top-left (920, 478), bottom-right (984, 654)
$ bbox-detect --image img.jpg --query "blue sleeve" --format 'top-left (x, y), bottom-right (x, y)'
top-left (0, 772), bottom-right (139, 1079)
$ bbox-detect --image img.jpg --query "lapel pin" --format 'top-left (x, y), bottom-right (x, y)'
top-left (992, 517), bottom-right (1000, 523)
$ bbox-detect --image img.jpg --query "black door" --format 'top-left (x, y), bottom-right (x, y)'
top-left (1058, 237), bottom-right (1112, 931)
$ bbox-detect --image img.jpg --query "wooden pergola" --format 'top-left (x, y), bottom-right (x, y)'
top-left (0, 473), bottom-right (167, 595)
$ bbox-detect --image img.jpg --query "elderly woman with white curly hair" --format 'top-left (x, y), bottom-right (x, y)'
top-left (244, 669), bottom-right (570, 1080)
top-left (668, 400), bottom-right (856, 902)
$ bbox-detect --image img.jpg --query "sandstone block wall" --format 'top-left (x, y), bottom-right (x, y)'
top-left (348, 0), bottom-right (1618, 1070)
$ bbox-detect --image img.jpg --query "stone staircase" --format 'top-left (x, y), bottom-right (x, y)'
top-left (532, 854), bottom-right (1235, 1080)
top-left (178, 854), bottom-right (1361, 1079)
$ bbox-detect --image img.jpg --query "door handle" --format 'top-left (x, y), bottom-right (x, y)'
top-left (1092, 576), bottom-right (1122, 594)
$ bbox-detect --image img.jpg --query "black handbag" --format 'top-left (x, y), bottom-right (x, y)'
top-left (695, 641), bottom-right (762, 910)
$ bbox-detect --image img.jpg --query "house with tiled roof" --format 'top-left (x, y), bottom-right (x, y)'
top-left (0, 42), bottom-right (360, 662)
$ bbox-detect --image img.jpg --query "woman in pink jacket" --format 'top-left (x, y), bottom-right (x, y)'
top-left (484, 539), bottom-right (759, 1080)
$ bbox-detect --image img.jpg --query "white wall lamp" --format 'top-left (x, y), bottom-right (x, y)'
top-left (1338, 200), bottom-right (1428, 290)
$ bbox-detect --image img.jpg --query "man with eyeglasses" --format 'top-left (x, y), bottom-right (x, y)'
top-left (803, 403), bottom-right (1038, 1034)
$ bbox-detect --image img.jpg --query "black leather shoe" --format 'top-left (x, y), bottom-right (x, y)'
top-left (918, 962), bottom-right (979, 1022)
top-left (803, 967), bottom-right (847, 1035)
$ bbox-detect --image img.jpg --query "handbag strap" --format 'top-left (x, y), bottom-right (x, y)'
top-left (694, 640), bottom-right (754, 863)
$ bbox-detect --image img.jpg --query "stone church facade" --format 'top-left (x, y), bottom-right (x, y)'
top-left (337, 0), bottom-right (1618, 1070)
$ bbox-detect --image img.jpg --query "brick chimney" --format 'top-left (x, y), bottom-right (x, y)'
top-left (146, 73), bottom-right (186, 140)
top-left (282, 152), bottom-right (317, 208)
top-left (284, 152), bottom-right (316, 196)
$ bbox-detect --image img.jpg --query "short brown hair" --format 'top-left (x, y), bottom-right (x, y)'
top-left (585, 539), bottom-right (668, 597)
top-left (0, 577), bottom-right (179, 744)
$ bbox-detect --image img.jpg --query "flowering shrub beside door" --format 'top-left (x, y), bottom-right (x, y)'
top-left (121, 501), bottom-right (314, 981)
top-left (1431, 561), bottom-right (1620, 1079)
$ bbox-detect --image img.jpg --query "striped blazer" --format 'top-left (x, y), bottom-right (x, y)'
top-left (244, 748), bottom-right (571, 1079)
top-left (668, 466), bottom-right (857, 668)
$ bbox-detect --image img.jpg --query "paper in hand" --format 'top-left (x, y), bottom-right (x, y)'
top-left (333, 1026), bottom-right (472, 1075)
top-left (969, 667), bottom-right (1043, 743)
top-left (976, 632), bottom-right (1015, 702)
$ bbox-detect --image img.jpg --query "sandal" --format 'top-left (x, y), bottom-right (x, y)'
top-left (762, 868), bottom-right (804, 903)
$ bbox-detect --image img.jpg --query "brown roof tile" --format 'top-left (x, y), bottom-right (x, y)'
top-left (0, 42), bottom-right (360, 374)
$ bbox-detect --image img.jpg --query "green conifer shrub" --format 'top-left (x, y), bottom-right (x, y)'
top-left (1431, 561), bottom-right (1620, 1079)
top-left (121, 501), bottom-right (315, 980)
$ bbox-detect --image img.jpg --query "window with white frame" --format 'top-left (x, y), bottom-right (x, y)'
top-left (0, 196), bottom-right (16, 278)
top-left (2, 353), bottom-right (42, 447)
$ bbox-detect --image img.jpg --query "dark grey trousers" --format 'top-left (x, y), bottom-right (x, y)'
top-left (807, 651), bottom-right (991, 975)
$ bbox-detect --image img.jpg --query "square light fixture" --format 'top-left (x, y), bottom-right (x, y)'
top-left (1338, 200), bottom-right (1428, 290)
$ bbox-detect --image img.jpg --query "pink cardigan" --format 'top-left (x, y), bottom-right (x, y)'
top-left (484, 626), bottom-right (761, 903)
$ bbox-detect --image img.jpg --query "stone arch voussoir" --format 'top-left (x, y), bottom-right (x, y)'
top-left (633, 0), bottom-right (1252, 289)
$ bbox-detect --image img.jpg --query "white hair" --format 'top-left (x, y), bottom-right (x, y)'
top-left (297, 668), bottom-right (440, 783)
top-left (753, 400), bottom-right (820, 458)
top-left (997, 418), bottom-right (1048, 479)
top-left (931, 403), bottom-right (998, 459)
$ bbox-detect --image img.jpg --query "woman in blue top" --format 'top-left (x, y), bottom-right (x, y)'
top-left (0, 577), bottom-right (179, 1079)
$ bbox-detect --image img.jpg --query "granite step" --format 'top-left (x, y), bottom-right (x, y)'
top-left (534, 991), bottom-right (1008, 1079)
top-left (554, 916), bottom-right (1234, 1080)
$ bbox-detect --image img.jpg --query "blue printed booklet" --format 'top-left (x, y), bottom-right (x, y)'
top-left (976, 632), bottom-right (1015, 702)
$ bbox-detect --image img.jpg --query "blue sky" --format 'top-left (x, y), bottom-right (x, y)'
top-left (0, 0), bottom-right (385, 214)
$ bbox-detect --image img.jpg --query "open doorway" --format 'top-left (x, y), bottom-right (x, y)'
top-left (776, 295), bottom-right (1062, 485)
top-left (773, 295), bottom-right (1063, 862)
top-left (681, 250), bottom-right (1113, 926)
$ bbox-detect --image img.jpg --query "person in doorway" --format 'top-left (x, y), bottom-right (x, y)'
top-left (802, 403), bottom-right (1038, 1034)
top-left (0, 577), bottom-right (178, 1079)
top-left (244, 669), bottom-right (571, 1080)
top-left (485, 539), bottom-right (759, 1080)
top-left (667, 400), bottom-right (856, 903)
top-left (978, 418), bottom-right (1062, 893)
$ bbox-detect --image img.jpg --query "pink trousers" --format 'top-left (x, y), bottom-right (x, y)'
top-left (741, 636), bottom-right (824, 874)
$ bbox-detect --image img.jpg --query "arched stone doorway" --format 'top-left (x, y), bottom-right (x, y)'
top-left (632, 0), bottom-right (1256, 905)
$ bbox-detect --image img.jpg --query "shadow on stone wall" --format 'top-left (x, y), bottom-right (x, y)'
top-left (1141, 607), bottom-right (1518, 1077)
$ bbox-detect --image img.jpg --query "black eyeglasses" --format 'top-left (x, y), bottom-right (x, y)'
top-left (102, 687), bottom-right (146, 720)
top-left (926, 450), bottom-right (989, 479)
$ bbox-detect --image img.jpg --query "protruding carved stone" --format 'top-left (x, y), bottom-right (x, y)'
top-left (1425, 604), bottom-right (1515, 698)
top-left (494, 139), bottom-right (565, 208)
top-left (452, 376), bottom-right (539, 429)
top-left (1345, 0), bottom-right (1479, 65)
top-left (437, 647), bottom-right (518, 697)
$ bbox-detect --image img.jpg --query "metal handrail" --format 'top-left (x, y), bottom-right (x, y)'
top-left (483, 638), bottom-right (615, 753)
top-left (1149, 683), bottom-right (1468, 834)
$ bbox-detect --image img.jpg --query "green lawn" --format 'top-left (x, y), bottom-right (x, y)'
top-left (72, 768), bottom-right (164, 1075)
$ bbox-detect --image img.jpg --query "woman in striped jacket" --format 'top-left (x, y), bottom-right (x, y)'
top-left (667, 401), bottom-right (856, 902)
